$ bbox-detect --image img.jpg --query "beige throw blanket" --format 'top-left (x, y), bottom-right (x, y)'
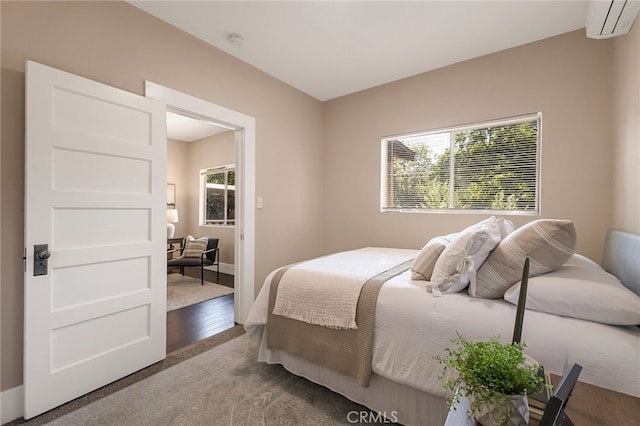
top-left (267, 250), bottom-right (414, 387)
top-left (272, 248), bottom-right (416, 329)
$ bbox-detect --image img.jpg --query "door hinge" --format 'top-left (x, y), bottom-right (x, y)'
top-left (23, 248), bottom-right (27, 272)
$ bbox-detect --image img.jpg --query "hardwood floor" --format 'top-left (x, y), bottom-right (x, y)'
top-left (166, 271), bottom-right (236, 353)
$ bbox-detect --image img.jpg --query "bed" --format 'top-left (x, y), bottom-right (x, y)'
top-left (244, 226), bottom-right (640, 425)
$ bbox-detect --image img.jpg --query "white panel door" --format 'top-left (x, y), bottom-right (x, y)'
top-left (24, 61), bottom-right (167, 418)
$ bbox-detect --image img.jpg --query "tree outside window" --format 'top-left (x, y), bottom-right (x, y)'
top-left (383, 114), bottom-right (540, 214)
top-left (202, 166), bottom-right (235, 226)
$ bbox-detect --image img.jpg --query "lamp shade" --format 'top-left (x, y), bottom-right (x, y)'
top-left (167, 209), bottom-right (179, 223)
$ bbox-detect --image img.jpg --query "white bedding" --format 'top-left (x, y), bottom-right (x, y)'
top-left (374, 269), bottom-right (640, 398)
top-left (245, 252), bottom-right (640, 399)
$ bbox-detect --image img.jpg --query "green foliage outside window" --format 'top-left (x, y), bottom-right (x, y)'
top-left (203, 167), bottom-right (235, 226)
top-left (386, 117), bottom-right (539, 212)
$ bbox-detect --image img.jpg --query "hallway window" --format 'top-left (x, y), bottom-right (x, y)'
top-left (201, 165), bottom-right (235, 226)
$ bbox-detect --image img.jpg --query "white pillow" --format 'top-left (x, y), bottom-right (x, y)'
top-left (563, 253), bottom-right (601, 269)
top-left (504, 254), bottom-right (640, 325)
top-left (411, 233), bottom-right (456, 280)
top-left (182, 235), bottom-right (208, 258)
top-left (497, 218), bottom-right (515, 239)
top-left (428, 217), bottom-right (502, 296)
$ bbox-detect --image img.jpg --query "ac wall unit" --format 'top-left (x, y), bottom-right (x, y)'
top-left (586, 0), bottom-right (640, 39)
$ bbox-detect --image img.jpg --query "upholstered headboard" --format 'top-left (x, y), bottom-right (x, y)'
top-left (602, 229), bottom-right (640, 297)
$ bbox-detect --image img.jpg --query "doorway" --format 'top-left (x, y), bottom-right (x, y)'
top-left (145, 82), bottom-right (256, 329)
top-left (165, 114), bottom-right (237, 352)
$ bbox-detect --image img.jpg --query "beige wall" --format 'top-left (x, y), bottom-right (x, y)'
top-left (0, 66), bottom-right (25, 395)
top-left (0, 1), bottom-right (325, 391)
top-left (167, 139), bottom-right (190, 237)
top-left (323, 30), bottom-right (614, 262)
top-left (612, 23), bottom-right (640, 233)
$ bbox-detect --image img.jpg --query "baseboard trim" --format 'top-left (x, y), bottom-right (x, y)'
top-left (204, 262), bottom-right (234, 276)
top-left (1, 385), bottom-right (23, 425)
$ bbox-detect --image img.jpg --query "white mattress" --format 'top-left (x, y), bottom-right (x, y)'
top-left (245, 254), bottom-right (640, 402)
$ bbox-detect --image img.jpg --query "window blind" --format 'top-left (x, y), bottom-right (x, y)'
top-left (382, 114), bottom-right (540, 213)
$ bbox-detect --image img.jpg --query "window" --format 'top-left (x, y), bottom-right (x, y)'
top-left (382, 114), bottom-right (540, 214)
top-left (201, 165), bottom-right (235, 226)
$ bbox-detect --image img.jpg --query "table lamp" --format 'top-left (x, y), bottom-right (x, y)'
top-left (167, 208), bottom-right (179, 238)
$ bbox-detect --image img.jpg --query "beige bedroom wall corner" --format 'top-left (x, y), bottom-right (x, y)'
top-left (322, 30), bottom-right (614, 262)
top-left (167, 139), bottom-right (190, 237)
top-left (612, 22), bottom-right (640, 234)
top-left (0, 0), bottom-right (324, 392)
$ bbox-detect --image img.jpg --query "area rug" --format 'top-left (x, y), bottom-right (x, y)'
top-left (167, 273), bottom-right (234, 311)
top-left (10, 326), bottom-right (246, 426)
top-left (43, 334), bottom-right (386, 425)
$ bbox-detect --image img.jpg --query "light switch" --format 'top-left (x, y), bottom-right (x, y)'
top-left (257, 197), bottom-right (263, 209)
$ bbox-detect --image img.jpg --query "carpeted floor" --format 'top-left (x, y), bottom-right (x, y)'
top-left (167, 273), bottom-right (234, 311)
top-left (30, 332), bottom-right (387, 426)
top-left (9, 326), bottom-right (246, 425)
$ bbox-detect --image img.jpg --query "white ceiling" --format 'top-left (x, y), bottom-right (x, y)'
top-left (130, 0), bottom-right (590, 101)
top-left (166, 111), bottom-right (229, 142)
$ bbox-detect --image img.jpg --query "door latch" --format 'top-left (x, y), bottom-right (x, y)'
top-left (34, 244), bottom-right (51, 276)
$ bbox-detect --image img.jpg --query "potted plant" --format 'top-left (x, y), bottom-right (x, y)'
top-left (436, 258), bottom-right (547, 425)
top-left (436, 333), bottom-right (543, 425)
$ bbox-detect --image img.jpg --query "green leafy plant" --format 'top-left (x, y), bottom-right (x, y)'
top-left (436, 332), bottom-right (545, 423)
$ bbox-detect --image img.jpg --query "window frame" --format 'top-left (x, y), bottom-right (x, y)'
top-left (380, 113), bottom-right (541, 215)
top-left (199, 164), bottom-right (236, 227)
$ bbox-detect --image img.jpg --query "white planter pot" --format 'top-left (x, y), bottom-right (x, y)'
top-left (468, 392), bottom-right (529, 426)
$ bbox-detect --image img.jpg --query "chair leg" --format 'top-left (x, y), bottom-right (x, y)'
top-left (201, 265), bottom-right (204, 285)
top-left (217, 263), bottom-right (220, 282)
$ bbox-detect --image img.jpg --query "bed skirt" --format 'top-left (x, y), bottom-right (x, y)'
top-left (255, 325), bottom-right (448, 426)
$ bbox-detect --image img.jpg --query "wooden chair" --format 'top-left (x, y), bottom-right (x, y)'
top-left (167, 238), bottom-right (219, 285)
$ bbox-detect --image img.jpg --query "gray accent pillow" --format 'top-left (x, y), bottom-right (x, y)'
top-left (470, 219), bottom-right (577, 299)
top-left (411, 233), bottom-right (456, 280)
